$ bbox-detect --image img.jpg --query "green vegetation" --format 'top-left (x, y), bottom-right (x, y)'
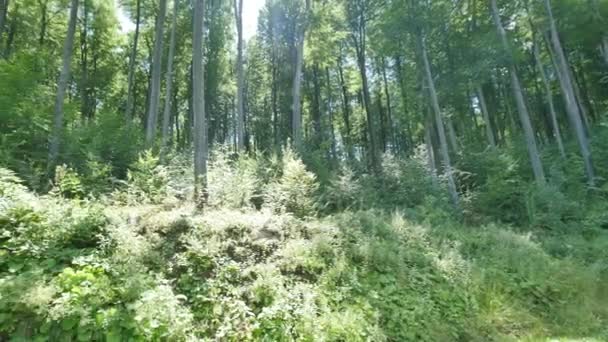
top-left (2, 147), bottom-right (608, 341)
top-left (2, 0), bottom-right (608, 340)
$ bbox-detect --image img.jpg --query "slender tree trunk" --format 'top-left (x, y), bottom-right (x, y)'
top-left (145, 0), bottom-right (167, 146)
top-left (337, 55), bottom-right (354, 160)
top-left (234, 0), bottom-right (245, 151)
top-left (380, 57), bottom-right (395, 152)
top-left (3, 1), bottom-right (15, 58)
top-left (491, 0), bottom-right (545, 183)
top-left (477, 85), bottom-right (496, 147)
top-left (325, 67), bottom-right (337, 162)
top-left (48, 0), bottom-right (78, 175)
top-left (125, 0), bottom-right (141, 123)
top-left (38, 0), bottom-right (48, 46)
top-left (292, 0), bottom-right (311, 150)
top-left (418, 33), bottom-right (459, 207)
top-left (0, 0), bottom-right (8, 40)
top-left (544, 0), bottom-right (595, 185)
top-left (161, 0), bottom-right (179, 158)
top-left (533, 39), bottom-right (566, 159)
top-left (80, 0), bottom-right (89, 122)
top-left (354, 31), bottom-right (378, 169)
top-left (193, 0), bottom-right (208, 203)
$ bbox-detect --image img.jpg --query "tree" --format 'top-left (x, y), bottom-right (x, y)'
top-left (48, 0), bottom-right (79, 175)
top-left (234, 0), bottom-right (244, 151)
top-left (125, 0), bottom-right (142, 123)
top-left (161, 0), bottom-right (179, 158)
top-left (145, 0), bottom-right (167, 146)
top-left (193, 0), bottom-right (208, 202)
top-left (490, 0), bottom-right (545, 183)
top-left (543, 0), bottom-right (595, 186)
top-left (292, 0), bottom-right (311, 150)
top-left (418, 33), bottom-right (460, 207)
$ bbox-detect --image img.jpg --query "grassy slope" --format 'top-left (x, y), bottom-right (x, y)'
top-left (2, 176), bottom-right (608, 341)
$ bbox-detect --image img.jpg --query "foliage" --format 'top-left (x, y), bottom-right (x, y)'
top-left (264, 149), bottom-right (319, 218)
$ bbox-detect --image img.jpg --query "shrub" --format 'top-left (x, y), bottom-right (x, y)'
top-left (208, 150), bottom-right (258, 209)
top-left (264, 149), bottom-right (319, 218)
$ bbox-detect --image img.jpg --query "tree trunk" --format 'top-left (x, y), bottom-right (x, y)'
top-left (418, 33), bottom-right (459, 207)
top-left (292, 0), bottom-right (311, 150)
top-left (48, 0), bottom-right (78, 175)
top-left (80, 0), bottom-right (89, 121)
top-left (477, 85), bottom-right (497, 147)
top-left (337, 55), bottom-right (354, 160)
top-left (38, 0), bottom-right (47, 46)
top-left (145, 0), bottom-right (167, 146)
top-left (380, 56), bottom-right (395, 152)
top-left (354, 31), bottom-right (378, 169)
top-left (161, 0), bottom-right (179, 158)
top-left (125, 0), bottom-right (141, 123)
top-left (193, 0), bottom-right (208, 203)
top-left (325, 67), bottom-right (337, 162)
top-left (491, 0), bottom-right (545, 183)
top-left (544, 0), bottom-right (595, 185)
top-left (533, 38), bottom-right (566, 159)
top-left (0, 0), bottom-right (8, 41)
top-left (234, 0), bottom-right (245, 151)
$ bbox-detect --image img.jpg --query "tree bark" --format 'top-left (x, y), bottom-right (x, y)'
top-left (48, 0), bottom-right (79, 175)
top-left (533, 38), bottom-right (566, 159)
top-left (38, 0), bottom-right (48, 46)
top-left (380, 56), bottom-right (395, 152)
top-left (477, 85), bottom-right (496, 147)
top-left (337, 54), bottom-right (354, 160)
top-left (145, 0), bottom-right (167, 146)
top-left (125, 0), bottom-right (141, 123)
top-left (544, 0), bottom-right (595, 185)
top-left (80, 0), bottom-right (89, 121)
top-left (193, 0), bottom-right (208, 203)
top-left (0, 0), bottom-right (8, 41)
top-left (161, 0), bottom-right (179, 158)
top-left (325, 67), bottom-right (337, 162)
top-left (491, 0), bottom-right (545, 183)
top-left (234, 0), bottom-right (245, 151)
top-left (418, 33), bottom-right (459, 207)
top-left (292, 0), bottom-right (311, 150)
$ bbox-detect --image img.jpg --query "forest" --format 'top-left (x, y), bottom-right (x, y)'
top-left (1, 0), bottom-right (608, 340)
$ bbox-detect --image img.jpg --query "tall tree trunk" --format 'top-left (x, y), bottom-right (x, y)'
top-left (477, 85), bottom-right (497, 147)
top-left (161, 0), bottom-right (179, 158)
top-left (193, 0), bottom-right (208, 203)
top-left (325, 67), bottom-right (337, 162)
top-left (418, 33), bottom-right (459, 207)
top-left (292, 0), bottom-right (311, 150)
top-left (125, 0), bottom-right (141, 123)
top-left (48, 0), bottom-right (78, 175)
top-left (3, 1), bottom-right (16, 58)
top-left (234, 0), bottom-right (245, 151)
top-left (38, 0), bottom-right (47, 46)
top-left (544, 0), bottom-right (595, 185)
top-left (533, 38), bottom-right (566, 159)
top-left (337, 55), bottom-right (354, 160)
top-left (80, 0), bottom-right (89, 122)
top-left (354, 30), bottom-right (378, 169)
top-left (491, 0), bottom-right (545, 183)
top-left (0, 0), bottom-right (8, 41)
top-left (380, 56), bottom-right (395, 152)
top-left (145, 0), bottom-right (167, 146)
top-left (311, 64), bottom-right (322, 147)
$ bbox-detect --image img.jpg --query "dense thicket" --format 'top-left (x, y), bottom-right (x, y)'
top-left (1, 0), bottom-right (608, 340)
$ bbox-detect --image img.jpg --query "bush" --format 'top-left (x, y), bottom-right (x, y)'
top-left (208, 149), bottom-right (258, 209)
top-left (264, 149), bottom-right (319, 218)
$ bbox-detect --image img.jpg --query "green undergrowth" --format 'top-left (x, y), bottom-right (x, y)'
top-left (2, 162), bottom-right (608, 341)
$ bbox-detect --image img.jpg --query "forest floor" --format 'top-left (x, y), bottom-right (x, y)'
top-left (1, 162), bottom-right (608, 341)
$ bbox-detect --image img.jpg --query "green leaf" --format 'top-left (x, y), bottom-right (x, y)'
top-left (61, 317), bottom-right (79, 331)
